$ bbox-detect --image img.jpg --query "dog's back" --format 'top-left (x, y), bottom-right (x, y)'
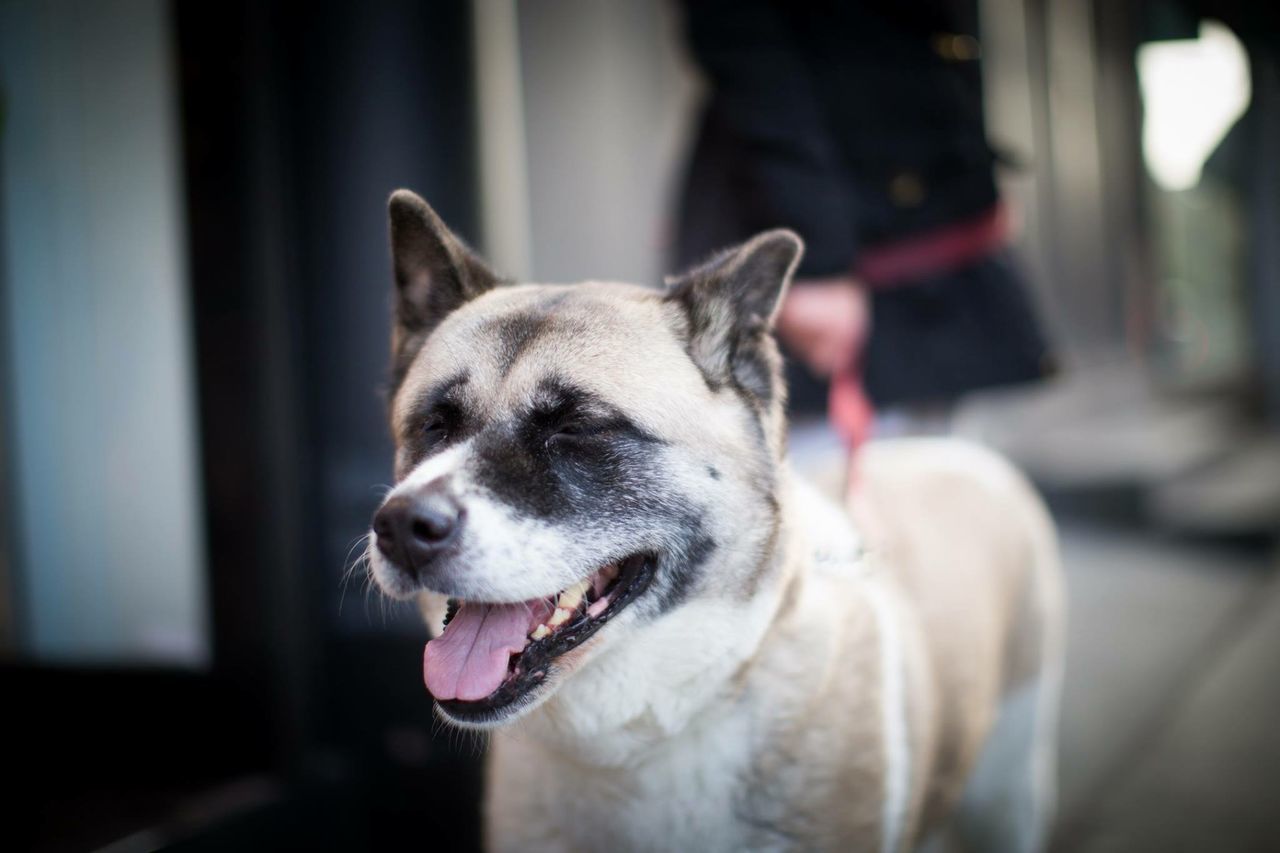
top-left (850, 438), bottom-right (1063, 850)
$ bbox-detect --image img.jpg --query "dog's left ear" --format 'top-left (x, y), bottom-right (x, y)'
top-left (665, 229), bottom-right (803, 400)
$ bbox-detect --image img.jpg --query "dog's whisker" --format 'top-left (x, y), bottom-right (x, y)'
top-left (338, 533), bottom-right (375, 617)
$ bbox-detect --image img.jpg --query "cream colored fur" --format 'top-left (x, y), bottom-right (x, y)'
top-left (483, 439), bottom-right (1062, 852)
top-left (372, 197), bottom-right (1063, 851)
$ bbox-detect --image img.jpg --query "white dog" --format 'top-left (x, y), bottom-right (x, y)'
top-left (367, 190), bottom-right (1063, 852)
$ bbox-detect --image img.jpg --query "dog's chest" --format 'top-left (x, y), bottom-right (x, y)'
top-left (486, 712), bottom-right (782, 852)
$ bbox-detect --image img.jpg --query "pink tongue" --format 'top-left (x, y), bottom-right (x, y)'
top-left (423, 602), bottom-right (537, 701)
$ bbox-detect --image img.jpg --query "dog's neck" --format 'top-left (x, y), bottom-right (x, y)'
top-left (513, 468), bottom-right (864, 767)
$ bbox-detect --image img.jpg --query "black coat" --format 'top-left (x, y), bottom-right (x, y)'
top-left (675, 0), bottom-right (1054, 410)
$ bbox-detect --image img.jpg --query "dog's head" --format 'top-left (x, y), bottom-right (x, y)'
top-left (367, 190), bottom-right (801, 727)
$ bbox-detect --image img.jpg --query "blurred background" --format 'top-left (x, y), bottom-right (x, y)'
top-left (1, 0), bottom-right (1277, 850)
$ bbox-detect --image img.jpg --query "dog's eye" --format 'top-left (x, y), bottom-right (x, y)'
top-left (547, 421), bottom-right (585, 445)
top-left (421, 414), bottom-right (450, 448)
top-left (545, 418), bottom-right (598, 449)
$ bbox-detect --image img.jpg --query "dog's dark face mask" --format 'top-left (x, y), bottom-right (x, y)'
top-left (366, 189), bottom-right (803, 727)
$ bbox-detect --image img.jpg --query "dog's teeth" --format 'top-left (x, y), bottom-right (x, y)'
top-left (531, 624), bottom-right (550, 640)
top-left (549, 607), bottom-right (572, 627)
top-left (557, 580), bottom-right (589, 611)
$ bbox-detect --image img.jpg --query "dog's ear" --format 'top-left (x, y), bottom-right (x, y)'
top-left (665, 229), bottom-right (803, 401)
top-left (387, 189), bottom-right (500, 376)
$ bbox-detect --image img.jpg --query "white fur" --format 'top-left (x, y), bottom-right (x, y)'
top-left (518, 591), bottom-right (782, 760)
top-left (867, 580), bottom-right (910, 853)
top-left (790, 476), bottom-right (867, 576)
top-left (489, 597), bottom-right (787, 851)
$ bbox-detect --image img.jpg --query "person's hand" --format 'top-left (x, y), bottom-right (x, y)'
top-left (775, 275), bottom-right (870, 377)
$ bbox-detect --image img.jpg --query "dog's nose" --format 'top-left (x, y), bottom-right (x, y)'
top-left (373, 491), bottom-right (462, 572)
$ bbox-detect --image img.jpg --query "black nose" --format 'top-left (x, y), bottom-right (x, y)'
top-left (373, 492), bottom-right (462, 573)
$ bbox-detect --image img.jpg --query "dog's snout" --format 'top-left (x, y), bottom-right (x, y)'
top-left (373, 490), bottom-right (463, 573)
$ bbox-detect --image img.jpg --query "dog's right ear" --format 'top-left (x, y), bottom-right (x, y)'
top-left (388, 189), bottom-right (500, 375)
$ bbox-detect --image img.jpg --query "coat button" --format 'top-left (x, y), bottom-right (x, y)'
top-left (931, 33), bottom-right (982, 61)
top-left (889, 172), bottom-right (926, 207)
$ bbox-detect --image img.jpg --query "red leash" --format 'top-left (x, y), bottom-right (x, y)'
top-left (825, 201), bottom-right (1012, 499)
top-left (828, 369), bottom-right (873, 500)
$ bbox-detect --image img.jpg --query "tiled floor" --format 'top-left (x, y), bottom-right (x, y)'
top-left (1052, 525), bottom-right (1280, 853)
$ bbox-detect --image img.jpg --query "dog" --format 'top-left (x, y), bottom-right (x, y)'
top-left (366, 189), bottom-right (1064, 852)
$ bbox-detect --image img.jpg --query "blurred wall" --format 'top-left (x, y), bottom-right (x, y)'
top-left (513, 0), bottom-right (699, 285)
top-left (981, 0), bottom-right (1147, 359)
top-left (0, 0), bottom-right (208, 664)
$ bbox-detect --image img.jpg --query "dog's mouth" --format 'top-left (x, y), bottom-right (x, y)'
top-left (424, 553), bottom-right (655, 720)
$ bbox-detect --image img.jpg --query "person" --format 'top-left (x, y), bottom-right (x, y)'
top-left (675, 0), bottom-right (1055, 439)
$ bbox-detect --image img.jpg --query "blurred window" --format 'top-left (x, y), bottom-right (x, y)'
top-left (0, 0), bottom-right (208, 666)
top-left (1138, 21), bottom-right (1250, 191)
top-left (1137, 18), bottom-right (1253, 384)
